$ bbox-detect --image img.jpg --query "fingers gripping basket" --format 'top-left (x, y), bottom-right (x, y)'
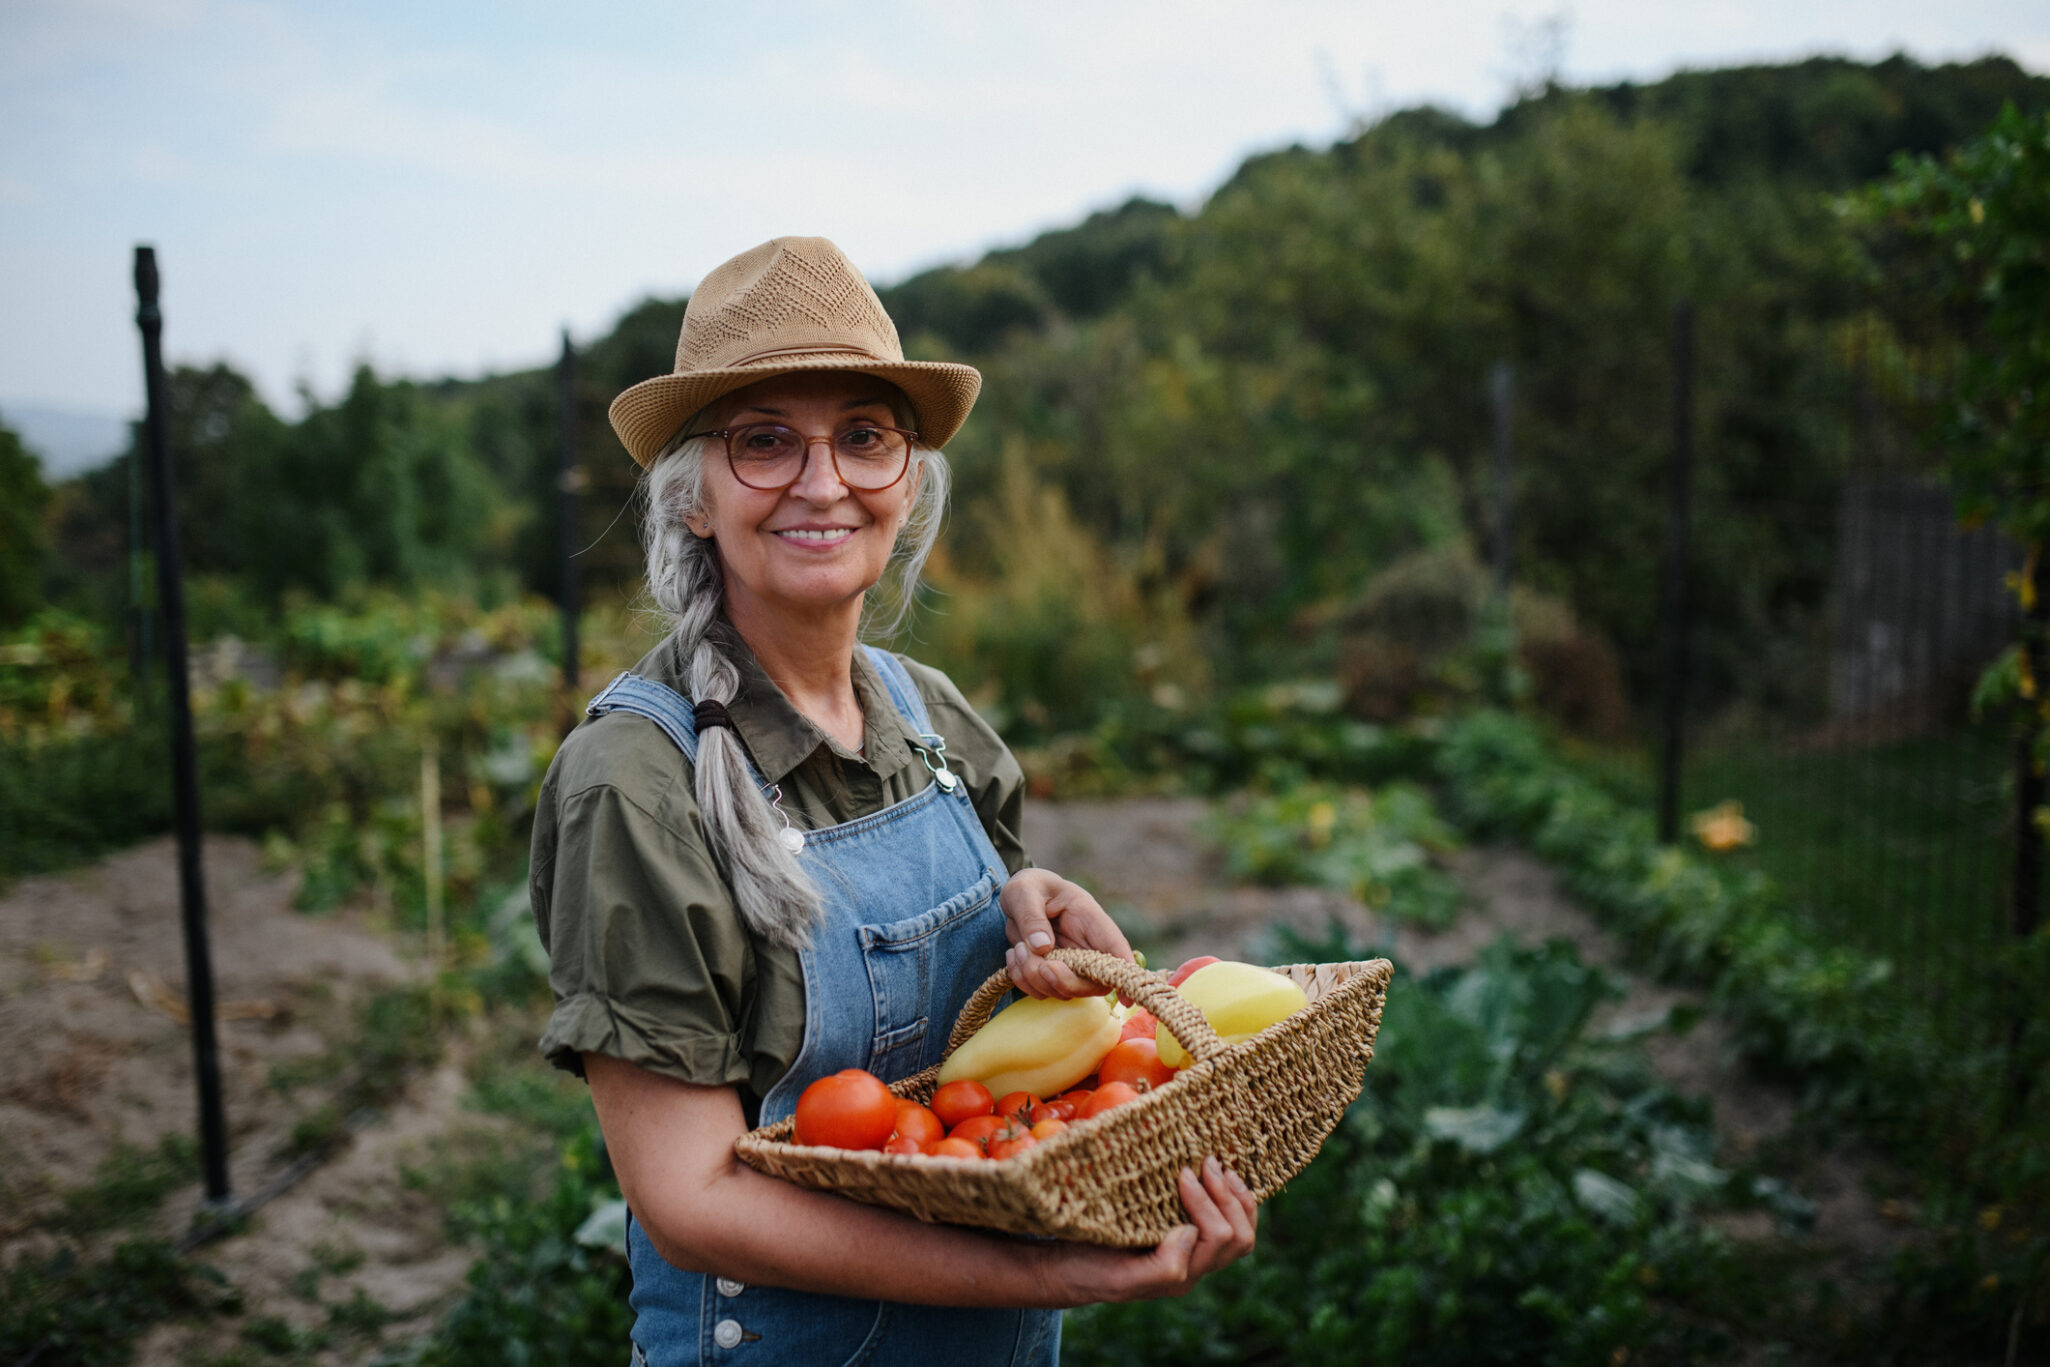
top-left (733, 948), bottom-right (1394, 1247)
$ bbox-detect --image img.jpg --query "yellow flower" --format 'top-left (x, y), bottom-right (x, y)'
top-left (1688, 800), bottom-right (1756, 853)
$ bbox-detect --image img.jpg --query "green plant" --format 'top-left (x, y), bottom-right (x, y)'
top-left (0, 1238), bottom-right (232, 1367)
top-left (1065, 936), bottom-right (1741, 1365)
top-left (1434, 708), bottom-right (2050, 1355)
top-left (56, 1133), bottom-right (199, 1235)
top-left (406, 1120), bottom-right (633, 1366)
top-left (1205, 779), bottom-right (1466, 927)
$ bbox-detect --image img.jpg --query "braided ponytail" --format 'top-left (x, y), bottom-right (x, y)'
top-left (638, 424), bottom-right (951, 948)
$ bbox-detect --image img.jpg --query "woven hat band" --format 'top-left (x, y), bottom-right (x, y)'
top-left (729, 343), bottom-right (888, 367)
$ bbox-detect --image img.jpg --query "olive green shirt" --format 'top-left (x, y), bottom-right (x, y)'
top-left (529, 625), bottom-right (1029, 1120)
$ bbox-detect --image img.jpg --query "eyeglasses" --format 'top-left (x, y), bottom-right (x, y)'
top-left (680, 422), bottom-right (918, 492)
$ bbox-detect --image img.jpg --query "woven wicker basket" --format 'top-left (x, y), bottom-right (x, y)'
top-left (733, 947), bottom-right (1393, 1247)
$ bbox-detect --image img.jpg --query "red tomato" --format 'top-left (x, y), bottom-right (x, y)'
top-left (994, 1091), bottom-right (1040, 1125)
top-left (948, 1114), bottom-right (1009, 1153)
top-left (1026, 1102), bottom-right (1063, 1126)
top-left (988, 1130), bottom-right (1038, 1161)
top-left (930, 1080), bottom-right (995, 1130)
top-left (794, 1069), bottom-right (898, 1150)
top-left (1119, 1008), bottom-right (1160, 1043)
top-left (1078, 1081), bottom-right (1140, 1119)
top-left (1168, 956), bottom-right (1222, 988)
top-left (928, 1136), bottom-right (984, 1160)
top-left (1049, 1090), bottom-right (1092, 1120)
top-left (1029, 1117), bottom-right (1069, 1141)
top-left (1098, 1038), bottom-right (1177, 1093)
top-left (892, 1100), bottom-right (944, 1146)
top-left (882, 1134), bottom-right (924, 1156)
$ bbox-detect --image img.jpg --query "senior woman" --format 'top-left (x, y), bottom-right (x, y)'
top-left (529, 237), bottom-right (1256, 1367)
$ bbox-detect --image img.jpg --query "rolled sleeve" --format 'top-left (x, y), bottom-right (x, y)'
top-left (533, 776), bottom-right (758, 1088)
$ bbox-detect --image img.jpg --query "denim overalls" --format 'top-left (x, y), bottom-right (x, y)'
top-left (585, 646), bottom-right (1063, 1367)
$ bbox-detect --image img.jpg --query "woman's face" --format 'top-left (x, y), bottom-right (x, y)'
top-left (689, 372), bottom-right (919, 630)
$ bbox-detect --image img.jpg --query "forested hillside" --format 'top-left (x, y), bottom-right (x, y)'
top-left (22, 53), bottom-right (2047, 739)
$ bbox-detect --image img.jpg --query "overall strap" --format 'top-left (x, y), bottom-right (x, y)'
top-left (584, 672), bottom-right (705, 765)
top-left (863, 645), bottom-right (963, 794)
top-left (862, 645), bottom-right (935, 734)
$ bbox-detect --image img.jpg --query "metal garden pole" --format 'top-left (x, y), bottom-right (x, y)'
top-left (1657, 302), bottom-right (1696, 846)
top-left (134, 245), bottom-right (230, 1204)
top-left (557, 329), bottom-right (581, 693)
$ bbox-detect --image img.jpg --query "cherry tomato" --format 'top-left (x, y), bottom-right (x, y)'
top-left (1026, 1102), bottom-right (1063, 1126)
top-left (1049, 1090), bottom-right (1092, 1120)
top-left (793, 1069), bottom-right (898, 1150)
top-left (948, 1113), bottom-right (1010, 1152)
top-left (892, 1100), bottom-right (945, 1146)
top-left (928, 1136), bottom-right (984, 1160)
top-left (930, 1080), bottom-right (995, 1130)
top-left (994, 1091), bottom-right (1040, 1125)
top-left (1118, 1008), bottom-right (1160, 1043)
top-left (1098, 1038), bottom-right (1177, 1093)
top-left (1029, 1117), bottom-right (1069, 1141)
top-left (988, 1130), bottom-right (1039, 1161)
top-left (1168, 956), bottom-right (1221, 989)
top-left (1078, 1080), bottom-right (1141, 1119)
top-left (882, 1134), bottom-right (924, 1156)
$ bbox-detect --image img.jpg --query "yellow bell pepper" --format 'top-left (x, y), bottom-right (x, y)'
top-left (1156, 961), bottom-right (1308, 1068)
top-left (937, 992), bottom-right (1121, 1099)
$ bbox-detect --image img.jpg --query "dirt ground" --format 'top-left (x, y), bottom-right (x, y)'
top-left (2, 802), bottom-right (1904, 1363)
top-left (0, 837), bottom-right (482, 1364)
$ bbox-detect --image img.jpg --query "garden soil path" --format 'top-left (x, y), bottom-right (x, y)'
top-left (0, 835), bottom-right (484, 1365)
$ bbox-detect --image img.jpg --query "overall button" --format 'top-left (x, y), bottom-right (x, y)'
top-left (715, 1277), bottom-right (746, 1297)
top-left (713, 1319), bottom-right (744, 1349)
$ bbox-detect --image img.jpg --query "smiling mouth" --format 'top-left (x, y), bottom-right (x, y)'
top-left (773, 527), bottom-right (857, 544)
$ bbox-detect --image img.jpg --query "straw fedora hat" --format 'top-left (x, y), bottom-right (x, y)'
top-left (607, 236), bottom-right (982, 467)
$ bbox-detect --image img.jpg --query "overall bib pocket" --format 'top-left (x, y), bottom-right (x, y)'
top-left (858, 869), bottom-right (1001, 1079)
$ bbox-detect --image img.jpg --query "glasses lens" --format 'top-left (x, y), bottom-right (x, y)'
top-left (833, 426), bottom-right (910, 489)
top-left (725, 425), bottom-right (805, 488)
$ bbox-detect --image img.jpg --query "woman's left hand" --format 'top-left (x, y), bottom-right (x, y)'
top-left (1000, 868), bottom-right (1134, 998)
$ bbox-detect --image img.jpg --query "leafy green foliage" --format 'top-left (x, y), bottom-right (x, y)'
top-left (1206, 781), bottom-right (1466, 927)
top-left (0, 421), bottom-right (51, 628)
top-left (1856, 104), bottom-right (2050, 549)
top-left (1434, 709), bottom-right (2050, 1356)
top-left (0, 1239), bottom-right (231, 1367)
top-left (406, 1121), bottom-right (633, 1367)
top-left (57, 1134), bottom-right (199, 1235)
top-left (1066, 938), bottom-right (1734, 1365)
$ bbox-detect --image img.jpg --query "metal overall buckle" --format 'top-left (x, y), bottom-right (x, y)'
top-left (912, 734), bottom-right (959, 793)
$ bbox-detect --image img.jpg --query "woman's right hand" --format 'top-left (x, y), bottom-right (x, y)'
top-left (1043, 1157), bottom-right (1259, 1303)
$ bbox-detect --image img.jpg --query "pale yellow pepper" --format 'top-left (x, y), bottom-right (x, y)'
top-left (936, 993), bottom-right (1121, 1099)
top-left (1156, 961), bottom-right (1309, 1067)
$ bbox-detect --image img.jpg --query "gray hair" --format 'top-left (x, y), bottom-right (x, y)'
top-left (637, 427), bottom-right (950, 948)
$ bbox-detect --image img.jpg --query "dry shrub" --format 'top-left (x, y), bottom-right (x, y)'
top-left (1333, 543), bottom-right (1628, 738)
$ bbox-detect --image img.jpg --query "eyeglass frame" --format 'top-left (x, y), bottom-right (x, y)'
top-left (677, 422), bottom-right (922, 493)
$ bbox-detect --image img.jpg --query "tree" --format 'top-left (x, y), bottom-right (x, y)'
top-left (0, 423), bottom-right (51, 628)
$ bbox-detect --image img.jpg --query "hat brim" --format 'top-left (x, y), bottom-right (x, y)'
top-left (608, 357), bottom-right (982, 468)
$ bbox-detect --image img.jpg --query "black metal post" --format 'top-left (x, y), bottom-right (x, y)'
top-left (134, 246), bottom-right (230, 1204)
top-left (1657, 302), bottom-right (1696, 846)
top-left (1489, 360), bottom-right (1514, 601)
top-left (557, 329), bottom-right (581, 693)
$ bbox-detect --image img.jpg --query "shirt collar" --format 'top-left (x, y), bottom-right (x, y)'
top-left (656, 622), bottom-right (921, 787)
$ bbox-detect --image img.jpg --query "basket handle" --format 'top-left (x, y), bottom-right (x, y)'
top-left (943, 947), bottom-right (1231, 1067)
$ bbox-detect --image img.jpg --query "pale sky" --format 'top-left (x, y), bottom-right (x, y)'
top-left (2, 0), bottom-right (2044, 422)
